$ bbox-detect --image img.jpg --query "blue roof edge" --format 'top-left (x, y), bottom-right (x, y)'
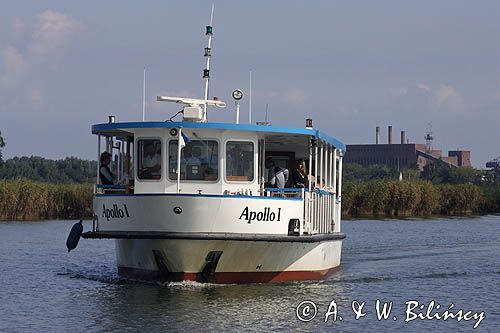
top-left (92, 121), bottom-right (346, 151)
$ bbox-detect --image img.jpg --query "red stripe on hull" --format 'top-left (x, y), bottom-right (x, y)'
top-left (118, 266), bottom-right (340, 284)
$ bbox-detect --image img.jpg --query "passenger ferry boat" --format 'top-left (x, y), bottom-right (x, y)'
top-left (79, 14), bottom-right (346, 284)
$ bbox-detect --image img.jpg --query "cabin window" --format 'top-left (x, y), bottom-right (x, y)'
top-left (137, 139), bottom-right (162, 180)
top-left (168, 140), bottom-right (219, 181)
top-left (226, 141), bottom-right (254, 181)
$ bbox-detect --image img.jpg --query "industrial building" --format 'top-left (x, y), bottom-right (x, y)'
top-left (345, 126), bottom-right (471, 171)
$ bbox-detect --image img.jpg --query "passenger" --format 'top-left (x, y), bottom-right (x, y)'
top-left (99, 152), bottom-right (115, 185)
top-left (141, 141), bottom-right (161, 179)
top-left (202, 162), bottom-right (217, 180)
top-left (183, 145), bottom-right (203, 179)
top-left (291, 159), bottom-right (309, 188)
top-left (227, 145), bottom-right (245, 176)
top-left (316, 176), bottom-right (325, 188)
top-left (264, 157), bottom-right (288, 189)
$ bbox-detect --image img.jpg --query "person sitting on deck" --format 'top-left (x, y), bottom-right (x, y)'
top-left (264, 157), bottom-right (289, 189)
top-left (99, 152), bottom-right (115, 185)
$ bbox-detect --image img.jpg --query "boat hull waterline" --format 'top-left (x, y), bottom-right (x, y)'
top-left (114, 238), bottom-right (343, 284)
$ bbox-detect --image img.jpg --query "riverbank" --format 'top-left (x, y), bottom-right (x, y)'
top-left (1, 179), bottom-right (499, 220)
top-left (0, 179), bottom-right (92, 220)
top-left (342, 180), bottom-right (500, 218)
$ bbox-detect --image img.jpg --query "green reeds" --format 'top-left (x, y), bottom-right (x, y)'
top-left (342, 180), bottom-right (490, 218)
top-left (0, 179), bottom-right (93, 220)
top-left (0, 178), bottom-right (498, 221)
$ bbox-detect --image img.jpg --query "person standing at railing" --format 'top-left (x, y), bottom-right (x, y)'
top-left (99, 152), bottom-right (115, 185)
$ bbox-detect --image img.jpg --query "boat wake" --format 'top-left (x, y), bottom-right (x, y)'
top-left (57, 265), bottom-right (223, 288)
top-left (329, 270), bottom-right (500, 284)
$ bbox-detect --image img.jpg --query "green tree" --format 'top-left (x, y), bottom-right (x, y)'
top-left (0, 155), bottom-right (97, 183)
top-left (0, 131), bottom-right (5, 163)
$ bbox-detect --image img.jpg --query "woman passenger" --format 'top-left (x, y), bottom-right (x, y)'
top-left (99, 152), bottom-right (115, 185)
top-left (291, 159), bottom-right (309, 188)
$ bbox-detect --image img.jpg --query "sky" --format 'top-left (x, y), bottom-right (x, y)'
top-left (1, 0), bottom-right (499, 167)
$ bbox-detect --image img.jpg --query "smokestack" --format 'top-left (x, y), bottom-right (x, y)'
top-left (376, 126), bottom-right (380, 144)
top-left (401, 131), bottom-right (406, 144)
top-left (388, 126), bottom-right (392, 144)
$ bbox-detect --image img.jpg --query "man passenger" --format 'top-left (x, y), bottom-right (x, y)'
top-left (264, 157), bottom-right (288, 188)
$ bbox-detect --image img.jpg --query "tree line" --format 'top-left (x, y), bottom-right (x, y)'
top-left (0, 156), bottom-right (97, 183)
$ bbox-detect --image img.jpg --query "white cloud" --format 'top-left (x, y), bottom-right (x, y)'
top-left (393, 83), bottom-right (465, 113)
top-left (264, 88), bottom-right (307, 105)
top-left (416, 83), bottom-right (430, 92)
top-left (29, 10), bottom-right (82, 59)
top-left (492, 89), bottom-right (500, 102)
top-left (1, 46), bottom-right (27, 86)
top-left (1, 10), bottom-right (82, 107)
top-left (2, 46), bottom-right (26, 75)
top-left (390, 87), bottom-right (408, 96)
top-left (432, 84), bottom-right (464, 112)
top-left (284, 88), bottom-right (306, 105)
top-left (11, 16), bottom-right (25, 35)
top-left (29, 88), bottom-right (43, 107)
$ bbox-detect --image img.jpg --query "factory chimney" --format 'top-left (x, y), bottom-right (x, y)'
top-left (401, 131), bottom-right (406, 144)
top-left (376, 126), bottom-right (380, 144)
top-left (388, 126), bottom-right (393, 144)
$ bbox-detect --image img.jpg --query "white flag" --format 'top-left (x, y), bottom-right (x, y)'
top-left (179, 131), bottom-right (190, 149)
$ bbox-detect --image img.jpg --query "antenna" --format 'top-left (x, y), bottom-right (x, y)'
top-left (202, 4), bottom-right (215, 122)
top-left (425, 123), bottom-right (434, 152)
top-left (142, 67), bottom-right (146, 121)
top-left (256, 103), bottom-right (270, 126)
top-left (249, 70), bottom-right (252, 124)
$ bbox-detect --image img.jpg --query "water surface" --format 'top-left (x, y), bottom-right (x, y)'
top-left (0, 216), bottom-right (499, 332)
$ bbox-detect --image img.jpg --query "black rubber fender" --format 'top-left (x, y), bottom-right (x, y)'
top-left (66, 220), bottom-right (83, 252)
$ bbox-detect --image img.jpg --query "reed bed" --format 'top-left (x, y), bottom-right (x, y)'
top-left (0, 179), bottom-right (498, 221)
top-left (342, 180), bottom-right (492, 218)
top-left (0, 179), bottom-right (93, 220)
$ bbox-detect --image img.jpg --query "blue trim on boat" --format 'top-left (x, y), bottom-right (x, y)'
top-left (95, 192), bottom-right (302, 201)
top-left (264, 188), bottom-right (334, 195)
top-left (97, 184), bottom-right (127, 189)
top-left (265, 188), bottom-right (303, 192)
top-left (91, 121), bottom-right (346, 150)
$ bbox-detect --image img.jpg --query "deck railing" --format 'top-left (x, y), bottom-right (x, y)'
top-left (304, 190), bottom-right (337, 235)
top-left (265, 187), bottom-right (338, 235)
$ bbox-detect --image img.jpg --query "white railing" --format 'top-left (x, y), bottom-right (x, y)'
top-left (264, 188), bottom-right (339, 235)
top-left (304, 190), bottom-right (337, 235)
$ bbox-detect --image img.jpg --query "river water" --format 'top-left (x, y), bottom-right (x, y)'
top-left (0, 216), bottom-right (499, 332)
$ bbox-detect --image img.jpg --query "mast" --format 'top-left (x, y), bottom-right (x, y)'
top-left (142, 67), bottom-right (146, 121)
top-left (249, 70), bottom-right (252, 124)
top-left (202, 4), bottom-right (214, 122)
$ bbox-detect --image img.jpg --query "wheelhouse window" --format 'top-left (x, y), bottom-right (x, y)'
top-left (169, 140), bottom-right (219, 181)
top-left (137, 139), bottom-right (162, 180)
top-left (226, 141), bottom-right (254, 181)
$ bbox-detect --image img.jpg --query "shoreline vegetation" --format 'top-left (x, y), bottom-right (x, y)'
top-left (1, 178), bottom-right (499, 221)
top-left (0, 179), bottom-right (92, 221)
top-left (0, 153), bottom-right (498, 221)
top-left (342, 180), bottom-right (500, 218)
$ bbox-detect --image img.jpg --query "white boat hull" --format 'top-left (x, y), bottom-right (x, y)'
top-left (115, 238), bottom-right (343, 283)
top-left (85, 194), bottom-right (344, 283)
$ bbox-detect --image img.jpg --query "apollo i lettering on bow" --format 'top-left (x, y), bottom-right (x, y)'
top-left (102, 204), bottom-right (130, 221)
top-left (239, 207), bottom-right (281, 224)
